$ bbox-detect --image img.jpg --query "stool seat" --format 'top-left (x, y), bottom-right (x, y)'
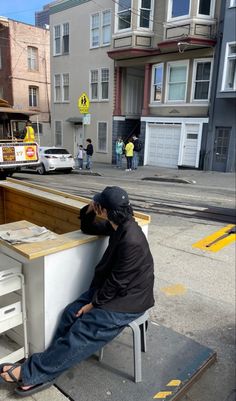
top-left (98, 310), bottom-right (149, 382)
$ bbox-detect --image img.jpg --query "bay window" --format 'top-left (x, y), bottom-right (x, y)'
top-left (139, 0), bottom-right (153, 29)
top-left (222, 42), bottom-right (236, 91)
top-left (167, 62), bottom-right (188, 102)
top-left (168, 0), bottom-right (190, 19)
top-left (152, 64), bottom-right (163, 102)
top-left (192, 60), bottom-right (212, 101)
top-left (117, 0), bottom-right (131, 30)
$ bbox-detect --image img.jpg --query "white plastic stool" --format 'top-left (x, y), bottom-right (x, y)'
top-left (98, 310), bottom-right (149, 382)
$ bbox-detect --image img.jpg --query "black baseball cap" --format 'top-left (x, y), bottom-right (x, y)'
top-left (93, 186), bottom-right (130, 210)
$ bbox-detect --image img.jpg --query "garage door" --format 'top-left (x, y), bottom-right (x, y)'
top-left (147, 124), bottom-right (181, 167)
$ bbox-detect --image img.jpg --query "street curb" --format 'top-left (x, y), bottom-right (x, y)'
top-left (72, 170), bottom-right (101, 176)
top-left (142, 177), bottom-right (196, 184)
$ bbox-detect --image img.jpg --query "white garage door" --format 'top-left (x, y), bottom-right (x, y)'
top-left (147, 124), bottom-right (181, 167)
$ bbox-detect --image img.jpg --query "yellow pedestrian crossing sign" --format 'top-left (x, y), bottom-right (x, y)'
top-left (78, 92), bottom-right (90, 114)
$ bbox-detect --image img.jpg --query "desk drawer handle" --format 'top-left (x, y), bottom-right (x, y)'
top-left (4, 307), bottom-right (16, 314)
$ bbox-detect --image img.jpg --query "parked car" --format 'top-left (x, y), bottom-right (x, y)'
top-left (36, 147), bottom-right (75, 174)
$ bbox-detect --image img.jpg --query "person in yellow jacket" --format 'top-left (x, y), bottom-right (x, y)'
top-left (125, 138), bottom-right (134, 171)
top-left (23, 121), bottom-right (35, 142)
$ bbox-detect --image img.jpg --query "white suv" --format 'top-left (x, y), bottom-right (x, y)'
top-left (36, 147), bottom-right (75, 175)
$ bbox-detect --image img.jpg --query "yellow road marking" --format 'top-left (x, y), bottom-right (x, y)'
top-left (160, 284), bottom-right (187, 296)
top-left (167, 379), bottom-right (182, 386)
top-left (153, 391), bottom-right (173, 399)
top-left (193, 224), bottom-right (236, 252)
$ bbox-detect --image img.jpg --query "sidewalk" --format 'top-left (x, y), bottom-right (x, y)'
top-left (74, 162), bottom-right (236, 190)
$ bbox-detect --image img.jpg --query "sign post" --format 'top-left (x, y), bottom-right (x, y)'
top-left (78, 92), bottom-right (90, 147)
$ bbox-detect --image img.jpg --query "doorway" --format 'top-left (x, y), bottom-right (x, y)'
top-left (212, 127), bottom-right (231, 172)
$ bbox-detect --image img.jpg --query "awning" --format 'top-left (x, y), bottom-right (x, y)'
top-left (66, 117), bottom-right (83, 124)
top-left (0, 107), bottom-right (38, 115)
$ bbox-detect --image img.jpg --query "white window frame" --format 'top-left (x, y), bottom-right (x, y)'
top-left (197, 0), bottom-right (215, 18)
top-left (90, 10), bottom-right (111, 48)
top-left (102, 9), bottom-right (111, 46)
top-left (54, 23), bottom-right (69, 56)
top-left (221, 42), bottom-right (236, 91)
top-left (138, 0), bottom-right (154, 30)
top-left (55, 121), bottom-right (63, 147)
top-left (62, 73), bottom-right (70, 102)
top-left (90, 68), bottom-right (110, 102)
top-left (229, 0), bottom-right (236, 7)
top-left (27, 46), bottom-right (38, 71)
top-left (167, 0), bottom-right (191, 21)
top-left (54, 74), bottom-right (61, 102)
top-left (191, 58), bottom-right (213, 102)
top-left (166, 60), bottom-right (189, 103)
top-left (28, 86), bottom-right (39, 107)
top-left (90, 12), bottom-right (100, 48)
top-left (62, 22), bottom-right (69, 54)
top-left (115, 0), bottom-right (132, 33)
top-left (54, 25), bottom-right (61, 55)
top-left (97, 121), bottom-right (108, 153)
top-left (151, 63), bottom-right (164, 103)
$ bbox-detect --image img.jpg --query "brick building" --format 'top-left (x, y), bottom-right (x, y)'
top-left (0, 17), bottom-right (51, 144)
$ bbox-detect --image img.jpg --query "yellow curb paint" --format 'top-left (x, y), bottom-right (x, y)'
top-left (167, 379), bottom-right (182, 386)
top-left (153, 391), bottom-right (173, 399)
top-left (160, 284), bottom-right (187, 296)
top-left (193, 224), bottom-right (236, 252)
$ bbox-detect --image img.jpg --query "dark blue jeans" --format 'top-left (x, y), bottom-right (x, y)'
top-left (21, 289), bottom-right (142, 386)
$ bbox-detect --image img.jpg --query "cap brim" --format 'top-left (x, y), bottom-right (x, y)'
top-left (93, 193), bottom-right (103, 204)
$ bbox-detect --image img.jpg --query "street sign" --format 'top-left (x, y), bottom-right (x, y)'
top-left (83, 114), bottom-right (91, 125)
top-left (78, 92), bottom-right (90, 114)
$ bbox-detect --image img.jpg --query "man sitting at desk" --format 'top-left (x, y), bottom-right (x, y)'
top-left (0, 186), bottom-right (155, 397)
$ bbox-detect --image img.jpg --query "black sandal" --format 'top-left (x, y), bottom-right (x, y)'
top-left (0, 362), bottom-right (22, 384)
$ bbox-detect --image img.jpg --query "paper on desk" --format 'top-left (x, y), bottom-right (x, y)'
top-left (0, 226), bottom-right (57, 244)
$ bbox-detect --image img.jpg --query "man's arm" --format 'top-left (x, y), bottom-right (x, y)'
top-left (91, 242), bottom-right (141, 307)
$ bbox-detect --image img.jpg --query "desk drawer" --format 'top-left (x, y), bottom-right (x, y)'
top-left (0, 293), bottom-right (21, 322)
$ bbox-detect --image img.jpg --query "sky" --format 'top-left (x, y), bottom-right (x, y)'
top-left (0, 0), bottom-right (48, 25)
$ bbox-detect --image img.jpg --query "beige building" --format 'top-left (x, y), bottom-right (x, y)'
top-left (50, 0), bottom-right (221, 168)
top-left (0, 17), bottom-right (51, 144)
top-left (50, 0), bottom-right (114, 161)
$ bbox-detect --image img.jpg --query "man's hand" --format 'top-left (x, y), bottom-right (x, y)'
top-left (86, 201), bottom-right (103, 216)
top-left (75, 302), bottom-right (93, 317)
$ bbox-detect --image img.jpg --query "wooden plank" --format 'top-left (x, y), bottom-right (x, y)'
top-left (2, 179), bottom-right (150, 222)
top-left (0, 188), bottom-right (5, 224)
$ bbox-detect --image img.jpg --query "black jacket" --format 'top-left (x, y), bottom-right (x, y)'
top-left (85, 143), bottom-right (93, 156)
top-left (80, 205), bottom-right (155, 313)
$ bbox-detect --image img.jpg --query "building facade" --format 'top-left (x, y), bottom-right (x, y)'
top-left (205, 0), bottom-right (236, 172)
top-left (50, 0), bottom-right (115, 160)
top-left (109, 0), bottom-right (221, 169)
top-left (50, 0), bottom-right (233, 170)
top-left (0, 17), bottom-right (51, 144)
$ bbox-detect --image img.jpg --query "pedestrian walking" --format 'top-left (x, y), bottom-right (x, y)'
top-left (84, 139), bottom-right (93, 170)
top-left (125, 138), bottom-right (134, 171)
top-left (0, 186), bottom-right (154, 398)
top-left (115, 137), bottom-right (124, 168)
top-left (132, 135), bottom-right (142, 170)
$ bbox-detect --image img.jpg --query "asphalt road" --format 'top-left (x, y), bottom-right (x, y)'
top-left (10, 170), bottom-right (236, 401)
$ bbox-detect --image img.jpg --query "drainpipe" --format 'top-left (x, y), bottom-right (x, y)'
top-left (142, 63), bottom-right (151, 116)
top-left (113, 66), bottom-right (122, 115)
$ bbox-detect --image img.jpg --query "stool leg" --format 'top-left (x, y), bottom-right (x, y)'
top-left (98, 347), bottom-right (104, 361)
top-left (140, 323), bottom-right (147, 353)
top-left (131, 322), bottom-right (142, 382)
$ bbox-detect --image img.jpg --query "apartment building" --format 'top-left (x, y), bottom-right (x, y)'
top-left (205, 0), bottom-right (236, 172)
top-left (0, 17), bottom-right (51, 144)
top-left (50, 0), bottom-right (115, 161)
top-left (50, 0), bottom-right (225, 169)
top-left (108, 0), bottom-right (221, 169)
